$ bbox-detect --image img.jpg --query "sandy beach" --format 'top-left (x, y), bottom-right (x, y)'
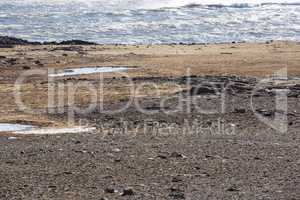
top-left (0, 40), bottom-right (299, 199)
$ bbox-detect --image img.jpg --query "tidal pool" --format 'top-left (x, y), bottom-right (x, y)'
top-left (49, 67), bottom-right (129, 77)
top-left (14, 126), bottom-right (96, 135)
top-left (0, 123), bottom-right (34, 132)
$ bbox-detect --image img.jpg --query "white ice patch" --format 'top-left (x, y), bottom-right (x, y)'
top-left (49, 67), bottom-right (129, 77)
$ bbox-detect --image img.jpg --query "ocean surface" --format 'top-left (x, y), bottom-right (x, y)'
top-left (0, 0), bottom-right (299, 44)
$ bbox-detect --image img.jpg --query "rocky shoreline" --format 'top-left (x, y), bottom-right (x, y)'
top-left (0, 36), bottom-right (280, 48)
top-left (0, 36), bottom-right (97, 47)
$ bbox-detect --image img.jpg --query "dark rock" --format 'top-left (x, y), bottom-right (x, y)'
top-left (0, 44), bottom-right (14, 48)
top-left (169, 187), bottom-right (185, 199)
top-left (172, 177), bottom-right (183, 183)
top-left (221, 52), bottom-right (233, 55)
top-left (22, 66), bottom-right (31, 70)
top-left (48, 185), bottom-right (57, 189)
top-left (170, 192), bottom-right (185, 199)
top-left (230, 83), bottom-right (253, 92)
top-left (188, 86), bottom-right (216, 96)
top-left (266, 40), bottom-right (273, 44)
top-left (227, 185), bottom-right (240, 192)
top-left (205, 155), bottom-right (215, 159)
top-left (121, 188), bottom-right (135, 196)
top-left (144, 105), bottom-right (165, 111)
top-left (288, 91), bottom-right (299, 98)
top-left (104, 188), bottom-right (116, 194)
top-left (170, 152), bottom-right (186, 159)
top-left (34, 60), bottom-right (43, 65)
top-left (6, 58), bottom-right (17, 65)
top-left (255, 109), bottom-right (274, 117)
top-left (43, 41), bottom-right (58, 45)
top-left (52, 46), bottom-right (83, 52)
top-left (157, 154), bottom-right (168, 159)
top-left (234, 108), bottom-right (246, 113)
top-left (0, 36), bottom-right (40, 46)
top-left (254, 156), bottom-right (261, 160)
top-left (58, 40), bottom-right (97, 45)
top-left (0, 36), bottom-right (97, 46)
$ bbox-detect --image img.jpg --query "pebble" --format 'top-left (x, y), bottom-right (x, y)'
top-left (170, 152), bottom-right (187, 159)
top-left (169, 187), bottom-right (185, 199)
top-left (121, 188), bottom-right (135, 196)
top-left (104, 188), bottom-right (116, 194)
top-left (112, 148), bottom-right (121, 153)
top-left (234, 108), bottom-right (246, 113)
top-left (227, 185), bottom-right (240, 192)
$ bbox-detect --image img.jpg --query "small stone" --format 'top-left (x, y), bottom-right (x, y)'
top-left (172, 177), bottom-right (183, 182)
top-left (230, 124), bottom-right (236, 128)
top-left (8, 137), bottom-right (17, 140)
top-left (234, 108), bottom-right (246, 113)
top-left (256, 109), bottom-right (273, 117)
top-left (34, 60), bottom-right (43, 65)
top-left (169, 187), bottom-right (185, 199)
top-left (22, 66), bottom-right (31, 70)
top-left (254, 156), bottom-right (261, 160)
top-left (170, 152), bottom-right (187, 159)
top-left (112, 148), bottom-right (121, 153)
top-left (157, 154), bottom-right (167, 159)
top-left (189, 86), bottom-right (216, 96)
top-left (205, 155), bottom-right (214, 159)
top-left (104, 188), bottom-right (116, 194)
top-left (121, 188), bottom-right (135, 196)
top-left (227, 185), bottom-right (240, 192)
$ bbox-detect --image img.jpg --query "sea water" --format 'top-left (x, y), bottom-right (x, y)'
top-left (0, 0), bottom-right (299, 44)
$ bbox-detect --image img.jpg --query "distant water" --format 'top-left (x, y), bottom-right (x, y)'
top-left (0, 0), bottom-right (300, 44)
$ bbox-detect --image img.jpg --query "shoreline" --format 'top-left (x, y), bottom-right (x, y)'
top-left (0, 35), bottom-right (296, 47)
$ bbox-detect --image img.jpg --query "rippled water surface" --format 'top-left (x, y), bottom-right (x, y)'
top-left (0, 0), bottom-right (299, 44)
